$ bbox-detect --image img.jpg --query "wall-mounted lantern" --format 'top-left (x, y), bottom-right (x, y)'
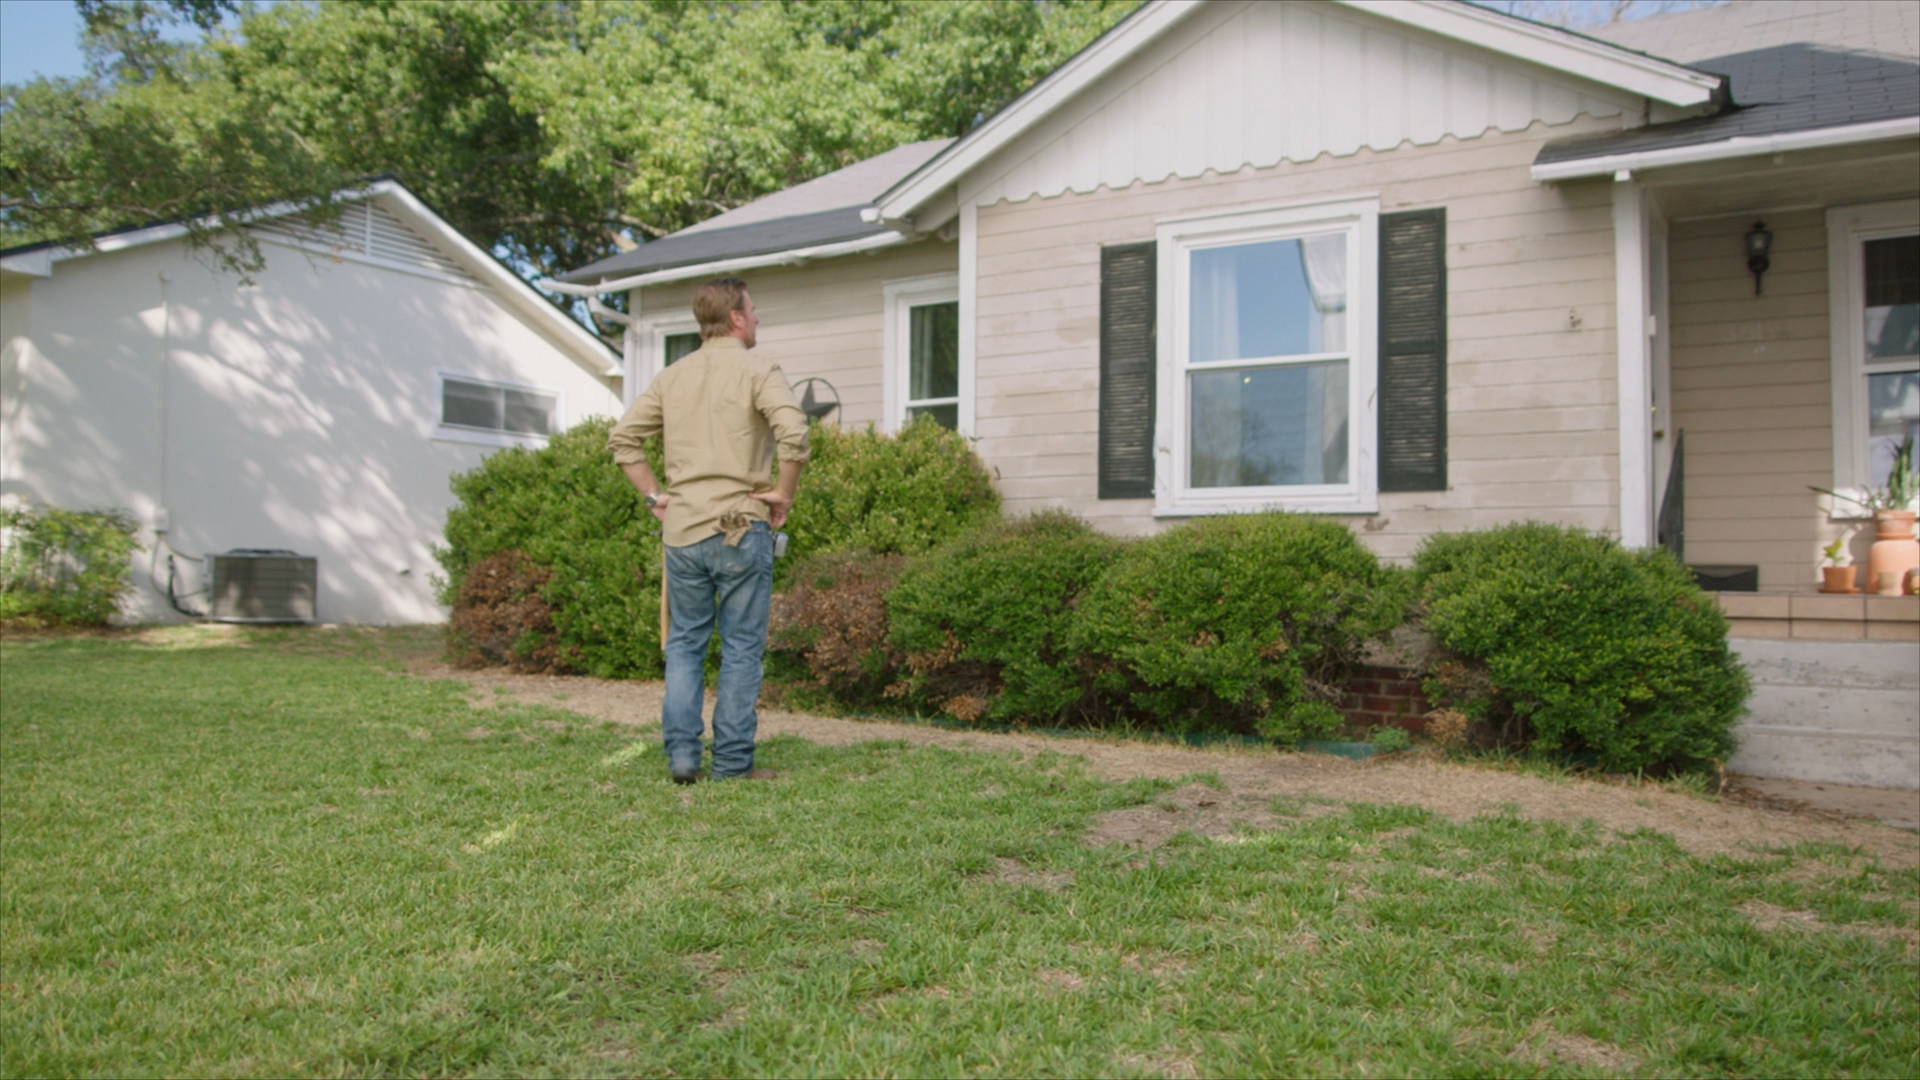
top-left (1746, 221), bottom-right (1773, 295)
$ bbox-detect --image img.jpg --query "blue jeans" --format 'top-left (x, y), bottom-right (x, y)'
top-left (662, 522), bottom-right (773, 778)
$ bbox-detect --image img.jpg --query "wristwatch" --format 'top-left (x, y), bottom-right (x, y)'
top-left (644, 491), bottom-right (662, 509)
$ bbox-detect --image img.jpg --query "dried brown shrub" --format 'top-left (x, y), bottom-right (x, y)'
top-left (446, 550), bottom-right (570, 673)
top-left (1424, 708), bottom-right (1471, 748)
top-left (768, 552), bottom-right (905, 703)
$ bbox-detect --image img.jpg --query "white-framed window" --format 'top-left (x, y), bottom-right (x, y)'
top-left (882, 273), bottom-right (963, 432)
top-left (1155, 197), bottom-right (1379, 516)
top-left (433, 369), bottom-right (562, 449)
top-left (1827, 199), bottom-right (1920, 515)
top-left (630, 312), bottom-right (702, 396)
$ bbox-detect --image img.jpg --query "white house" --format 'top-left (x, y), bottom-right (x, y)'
top-left (1, 179), bottom-right (623, 624)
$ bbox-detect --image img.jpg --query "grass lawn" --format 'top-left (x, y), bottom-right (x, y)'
top-left (2, 629), bottom-right (1915, 1078)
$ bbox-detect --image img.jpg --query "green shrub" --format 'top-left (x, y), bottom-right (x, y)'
top-left (781, 415), bottom-right (999, 571)
top-left (887, 510), bottom-right (1121, 723)
top-left (0, 505), bottom-right (141, 626)
top-left (436, 418), bottom-right (665, 678)
top-left (1412, 522), bottom-right (1748, 772)
top-left (437, 414), bottom-right (1000, 677)
top-left (768, 551), bottom-right (906, 705)
top-left (1069, 513), bottom-right (1407, 740)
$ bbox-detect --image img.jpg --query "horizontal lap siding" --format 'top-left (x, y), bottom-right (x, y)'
top-left (973, 118), bottom-right (1624, 555)
top-left (636, 240), bottom-right (956, 430)
top-left (1666, 209), bottom-right (1835, 590)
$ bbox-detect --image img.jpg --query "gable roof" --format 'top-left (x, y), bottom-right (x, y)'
top-left (1534, 0), bottom-right (1919, 179)
top-left (875, 0), bottom-right (1726, 229)
top-left (0, 179), bottom-right (621, 378)
top-left (555, 138), bottom-right (950, 287)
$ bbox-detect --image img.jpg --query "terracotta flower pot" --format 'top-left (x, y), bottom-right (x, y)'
top-left (1865, 510), bottom-right (1920, 595)
top-left (1819, 565), bottom-right (1859, 594)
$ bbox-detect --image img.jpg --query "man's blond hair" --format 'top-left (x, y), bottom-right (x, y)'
top-left (692, 277), bottom-right (750, 339)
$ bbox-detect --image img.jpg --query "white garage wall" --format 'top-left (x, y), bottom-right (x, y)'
top-left (0, 233), bottom-right (620, 625)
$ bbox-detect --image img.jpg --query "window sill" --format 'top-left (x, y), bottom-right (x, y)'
top-left (432, 426), bottom-right (551, 450)
top-left (1154, 492), bottom-right (1379, 517)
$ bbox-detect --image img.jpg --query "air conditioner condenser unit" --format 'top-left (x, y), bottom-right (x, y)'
top-left (207, 549), bottom-right (317, 623)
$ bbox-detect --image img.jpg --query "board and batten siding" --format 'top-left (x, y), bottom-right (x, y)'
top-left (633, 238), bottom-right (956, 431)
top-left (1666, 209), bottom-right (1841, 591)
top-left (961, 0), bottom-right (1646, 211)
top-left (972, 117), bottom-right (1626, 556)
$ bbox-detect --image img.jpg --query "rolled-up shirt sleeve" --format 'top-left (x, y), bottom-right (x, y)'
top-left (607, 381), bottom-right (663, 466)
top-left (757, 365), bottom-right (811, 464)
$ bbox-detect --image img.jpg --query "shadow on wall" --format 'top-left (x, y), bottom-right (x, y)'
top-left (10, 241), bottom-right (613, 624)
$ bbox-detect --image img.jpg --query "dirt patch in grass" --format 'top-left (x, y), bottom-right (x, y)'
top-left (1086, 783), bottom-right (1283, 850)
top-left (1533, 1029), bottom-right (1636, 1072)
top-left (985, 856), bottom-right (1073, 892)
top-left (1741, 901), bottom-right (1920, 950)
top-left (411, 661), bottom-right (1920, 868)
top-left (1034, 968), bottom-right (1085, 992)
top-left (1114, 1049), bottom-right (1199, 1079)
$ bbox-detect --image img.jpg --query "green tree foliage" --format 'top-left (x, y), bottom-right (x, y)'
top-left (886, 510), bottom-right (1120, 723)
top-left (0, 505), bottom-right (141, 626)
top-left (1412, 522), bottom-right (1748, 772)
top-left (1070, 513), bottom-right (1409, 739)
top-left (2, 1), bottom-right (347, 280)
top-left (503, 0), bottom-right (1140, 239)
top-left (4, 1), bottom-right (1138, 282)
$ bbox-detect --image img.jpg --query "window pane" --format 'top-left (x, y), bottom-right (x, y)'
top-left (503, 389), bottom-right (555, 435)
top-left (1190, 361), bottom-right (1349, 487)
top-left (1868, 370), bottom-right (1919, 488)
top-left (909, 301), bottom-right (959, 401)
top-left (442, 379), bottom-right (502, 430)
top-left (664, 332), bottom-right (702, 366)
top-left (907, 403), bottom-right (959, 430)
top-left (1190, 233), bottom-right (1346, 363)
top-left (1864, 235), bottom-right (1919, 361)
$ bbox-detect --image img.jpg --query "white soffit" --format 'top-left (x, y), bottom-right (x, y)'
top-left (878, 0), bottom-right (1722, 225)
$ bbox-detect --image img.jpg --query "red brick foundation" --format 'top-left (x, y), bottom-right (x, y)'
top-left (1337, 665), bottom-right (1429, 734)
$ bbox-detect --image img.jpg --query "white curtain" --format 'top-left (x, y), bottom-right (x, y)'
top-left (1191, 249), bottom-right (1241, 363)
top-left (1299, 234), bottom-right (1347, 353)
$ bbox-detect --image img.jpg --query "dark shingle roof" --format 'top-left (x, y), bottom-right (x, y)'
top-left (1538, 1), bottom-right (1918, 168)
top-left (557, 206), bottom-right (884, 285)
top-left (557, 138), bottom-right (951, 285)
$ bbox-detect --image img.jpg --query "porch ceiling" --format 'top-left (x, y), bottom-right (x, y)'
top-left (1648, 144), bottom-right (1920, 221)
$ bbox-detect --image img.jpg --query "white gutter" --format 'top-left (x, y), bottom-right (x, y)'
top-left (1532, 117), bottom-right (1920, 182)
top-left (540, 230), bottom-right (912, 297)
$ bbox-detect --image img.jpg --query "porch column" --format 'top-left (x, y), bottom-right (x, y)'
top-left (622, 288), bottom-right (643, 407)
top-left (1613, 177), bottom-right (1654, 548)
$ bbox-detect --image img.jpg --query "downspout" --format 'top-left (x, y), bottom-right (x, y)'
top-left (150, 272), bottom-right (206, 618)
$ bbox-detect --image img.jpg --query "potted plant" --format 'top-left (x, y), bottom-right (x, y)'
top-left (1818, 534), bottom-right (1858, 594)
top-left (1812, 434), bottom-right (1919, 594)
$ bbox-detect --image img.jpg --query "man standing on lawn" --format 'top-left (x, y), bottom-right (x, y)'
top-left (608, 277), bottom-right (809, 783)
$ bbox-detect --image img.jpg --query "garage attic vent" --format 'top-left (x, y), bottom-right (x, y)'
top-left (254, 200), bottom-right (479, 286)
top-left (207, 549), bottom-right (317, 624)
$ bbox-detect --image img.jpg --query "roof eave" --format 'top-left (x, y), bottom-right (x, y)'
top-left (1343, 1), bottom-right (1724, 107)
top-left (540, 230), bottom-right (915, 297)
top-left (1531, 116), bottom-right (1920, 182)
top-left (368, 182), bottom-right (623, 378)
top-left (875, 0), bottom-right (1728, 228)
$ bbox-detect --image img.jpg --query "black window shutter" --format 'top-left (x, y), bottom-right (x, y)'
top-left (1099, 242), bottom-right (1157, 499)
top-left (1378, 208), bottom-right (1448, 492)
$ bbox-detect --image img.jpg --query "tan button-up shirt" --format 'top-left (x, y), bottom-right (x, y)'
top-left (607, 335), bottom-right (810, 548)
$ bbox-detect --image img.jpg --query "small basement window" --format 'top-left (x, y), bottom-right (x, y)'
top-left (434, 371), bottom-right (561, 448)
